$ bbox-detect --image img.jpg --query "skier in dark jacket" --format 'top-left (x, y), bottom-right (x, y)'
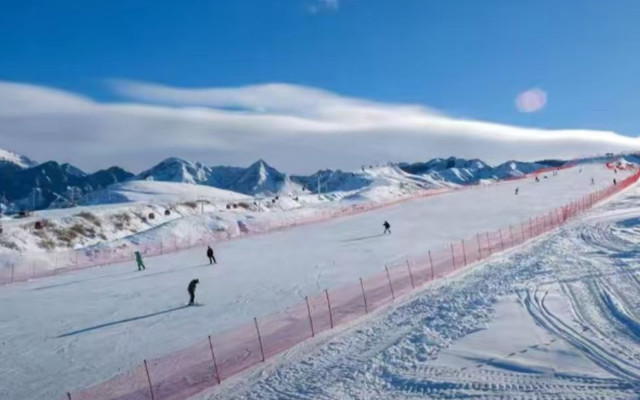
top-left (188, 279), bottom-right (199, 305)
top-left (515, 187), bottom-right (519, 195)
top-left (383, 221), bottom-right (391, 234)
top-left (206, 246), bottom-right (217, 265)
top-left (135, 251), bottom-right (145, 271)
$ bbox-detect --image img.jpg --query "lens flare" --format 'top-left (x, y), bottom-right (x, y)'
top-left (515, 88), bottom-right (547, 113)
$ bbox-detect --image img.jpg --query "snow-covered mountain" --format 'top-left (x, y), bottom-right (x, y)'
top-left (292, 169), bottom-right (373, 193)
top-left (230, 159), bottom-right (294, 195)
top-left (483, 160), bottom-right (547, 179)
top-left (137, 157), bottom-right (213, 184)
top-left (0, 148), bottom-right (133, 212)
top-left (399, 156), bottom-right (557, 184)
top-left (3, 146), bottom-right (618, 213)
top-left (0, 148), bottom-right (37, 169)
top-left (137, 158), bottom-right (299, 196)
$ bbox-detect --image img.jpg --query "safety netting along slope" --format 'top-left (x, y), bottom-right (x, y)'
top-left (64, 168), bottom-right (640, 400)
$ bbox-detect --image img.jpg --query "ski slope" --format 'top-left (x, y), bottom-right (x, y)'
top-left (201, 170), bottom-right (640, 400)
top-left (0, 163), bottom-right (626, 399)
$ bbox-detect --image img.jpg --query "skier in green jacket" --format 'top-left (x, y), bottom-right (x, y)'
top-left (135, 251), bottom-right (146, 271)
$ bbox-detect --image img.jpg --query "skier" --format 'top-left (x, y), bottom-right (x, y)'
top-left (134, 251), bottom-right (145, 271)
top-left (535, 176), bottom-right (540, 183)
top-left (206, 246), bottom-right (217, 265)
top-left (188, 279), bottom-right (199, 305)
top-left (613, 178), bottom-right (617, 186)
top-left (515, 187), bottom-right (519, 195)
top-left (383, 221), bottom-right (391, 235)
top-left (591, 178), bottom-right (595, 185)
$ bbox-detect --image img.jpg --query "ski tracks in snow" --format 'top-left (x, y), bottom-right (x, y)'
top-left (200, 187), bottom-right (640, 400)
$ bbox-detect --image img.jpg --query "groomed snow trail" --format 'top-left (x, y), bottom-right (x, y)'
top-left (201, 177), bottom-right (640, 399)
top-left (0, 164), bottom-right (625, 399)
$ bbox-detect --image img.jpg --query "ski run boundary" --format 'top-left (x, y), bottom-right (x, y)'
top-left (1, 165), bottom-right (568, 287)
top-left (63, 167), bottom-right (640, 400)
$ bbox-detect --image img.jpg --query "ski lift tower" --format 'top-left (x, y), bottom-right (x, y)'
top-left (196, 197), bottom-right (207, 214)
top-left (254, 193), bottom-right (266, 212)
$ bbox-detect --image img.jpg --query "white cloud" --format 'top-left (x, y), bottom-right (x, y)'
top-left (307, 0), bottom-right (339, 14)
top-left (0, 79), bottom-right (639, 174)
top-left (319, 0), bottom-right (339, 9)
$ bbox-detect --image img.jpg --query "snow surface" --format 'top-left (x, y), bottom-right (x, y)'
top-left (199, 169), bottom-right (640, 399)
top-left (0, 163), bottom-right (629, 399)
top-left (86, 180), bottom-right (250, 204)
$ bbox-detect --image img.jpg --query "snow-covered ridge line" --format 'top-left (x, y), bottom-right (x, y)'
top-left (3, 144), bottom-right (632, 213)
top-left (0, 160), bottom-right (577, 286)
top-left (0, 159), bottom-right (585, 286)
top-left (66, 168), bottom-right (640, 400)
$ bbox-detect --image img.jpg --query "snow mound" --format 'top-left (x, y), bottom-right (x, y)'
top-left (84, 180), bottom-right (249, 205)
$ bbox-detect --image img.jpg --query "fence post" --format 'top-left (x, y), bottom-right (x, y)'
top-left (461, 240), bottom-right (467, 266)
top-left (208, 335), bottom-right (222, 384)
top-left (509, 225), bottom-right (514, 245)
top-left (476, 233), bottom-right (482, 260)
top-left (521, 222), bottom-right (526, 241)
top-left (325, 289), bottom-right (334, 329)
top-left (406, 260), bottom-right (415, 289)
top-left (254, 317), bottom-right (266, 362)
top-left (385, 266), bottom-right (396, 300)
top-left (450, 243), bottom-right (456, 270)
top-left (499, 229), bottom-right (505, 251)
top-left (360, 277), bottom-right (369, 314)
top-left (546, 212), bottom-right (551, 229)
top-left (485, 232), bottom-right (492, 255)
top-left (11, 263), bottom-right (14, 283)
top-left (143, 360), bottom-right (155, 400)
top-left (529, 218), bottom-right (533, 238)
top-left (537, 216), bottom-right (542, 235)
top-left (428, 250), bottom-right (434, 280)
top-left (305, 296), bottom-right (315, 337)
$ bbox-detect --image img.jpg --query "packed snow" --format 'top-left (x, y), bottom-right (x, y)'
top-left (0, 163), bottom-right (627, 400)
top-left (85, 180), bottom-right (250, 204)
top-left (199, 169), bottom-right (640, 399)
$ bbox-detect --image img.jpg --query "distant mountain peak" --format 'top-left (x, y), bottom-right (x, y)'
top-left (0, 148), bottom-right (37, 169)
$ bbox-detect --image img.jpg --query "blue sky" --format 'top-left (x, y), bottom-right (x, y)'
top-left (1, 0), bottom-right (640, 172)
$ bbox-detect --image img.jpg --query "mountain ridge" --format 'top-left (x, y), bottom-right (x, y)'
top-left (2, 147), bottom-right (615, 213)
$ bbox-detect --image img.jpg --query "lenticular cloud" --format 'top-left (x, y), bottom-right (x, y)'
top-left (0, 80), bottom-right (638, 173)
